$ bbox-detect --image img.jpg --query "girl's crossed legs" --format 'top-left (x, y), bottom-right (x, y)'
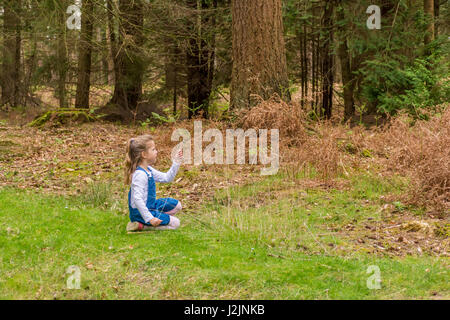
top-left (127, 198), bottom-right (182, 232)
top-left (147, 198), bottom-right (182, 230)
top-left (155, 198), bottom-right (182, 216)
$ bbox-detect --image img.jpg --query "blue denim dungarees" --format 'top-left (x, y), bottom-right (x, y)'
top-left (128, 166), bottom-right (179, 226)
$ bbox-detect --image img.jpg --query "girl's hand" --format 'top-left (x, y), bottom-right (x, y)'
top-left (174, 149), bottom-right (183, 164)
top-left (150, 218), bottom-right (163, 227)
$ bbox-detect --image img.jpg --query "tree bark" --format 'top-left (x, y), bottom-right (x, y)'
top-left (312, 23), bottom-right (317, 111)
top-left (320, 0), bottom-right (334, 119)
top-left (75, 0), bottom-right (94, 109)
top-left (165, 43), bottom-right (182, 116)
top-left (107, 0), bottom-right (118, 86)
top-left (302, 22), bottom-right (308, 110)
top-left (1, 0), bottom-right (22, 108)
top-left (230, 0), bottom-right (290, 109)
top-left (109, 0), bottom-right (145, 112)
top-left (206, 0), bottom-right (217, 109)
top-left (101, 28), bottom-right (109, 85)
top-left (56, 1), bottom-right (68, 108)
top-left (186, 0), bottom-right (216, 119)
top-left (312, 2), bottom-right (320, 111)
top-left (434, 0), bottom-right (440, 38)
top-left (424, 0), bottom-right (435, 45)
top-left (336, 1), bottom-right (355, 121)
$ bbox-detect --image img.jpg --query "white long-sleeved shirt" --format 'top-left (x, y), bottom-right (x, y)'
top-left (130, 161), bottom-right (180, 223)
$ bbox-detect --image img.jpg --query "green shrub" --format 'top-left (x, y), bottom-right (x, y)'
top-left (362, 53), bottom-right (450, 117)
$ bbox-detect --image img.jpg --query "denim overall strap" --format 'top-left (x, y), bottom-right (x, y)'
top-left (138, 166), bottom-right (156, 209)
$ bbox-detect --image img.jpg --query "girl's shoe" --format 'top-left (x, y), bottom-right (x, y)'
top-left (126, 221), bottom-right (144, 232)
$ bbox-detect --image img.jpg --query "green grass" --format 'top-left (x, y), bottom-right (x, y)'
top-left (0, 172), bottom-right (448, 299)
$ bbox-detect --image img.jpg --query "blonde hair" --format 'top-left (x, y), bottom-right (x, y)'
top-left (124, 134), bottom-right (154, 185)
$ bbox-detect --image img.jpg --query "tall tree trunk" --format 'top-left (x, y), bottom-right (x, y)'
top-left (109, 0), bottom-right (144, 112)
top-left (165, 42), bottom-right (183, 116)
top-left (320, 0), bottom-right (334, 119)
top-left (336, 1), bottom-right (355, 121)
top-left (312, 2), bottom-right (320, 112)
top-left (298, 9), bottom-right (308, 111)
top-left (298, 30), bottom-right (304, 108)
top-left (107, 0), bottom-right (118, 85)
top-left (206, 0), bottom-right (217, 109)
top-left (302, 22), bottom-right (308, 110)
top-left (424, 0), bottom-right (435, 45)
top-left (1, 0), bottom-right (22, 108)
top-left (186, 0), bottom-right (216, 119)
top-left (314, 26), bottom-right (320, 111)
top-left (101, 28), bottom-right (109, 85)
top-left (23, 30), bottom-right (38, 106)
top-left (434, 0), bottom-right (440, 38)
top-left (57, 1), bottom-right (68, 108)
top-left (230, 0), bottom-right (290, 109)
top-left (311, 25), bottom-right (317, 111)
top-left (75, 0), bottom-right (94, 109)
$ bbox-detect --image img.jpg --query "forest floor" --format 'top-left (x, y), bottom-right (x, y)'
top-left (0, 117), bottom-right (448, 299)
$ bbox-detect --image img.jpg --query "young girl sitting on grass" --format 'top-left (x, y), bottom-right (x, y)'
top-left (125, 134), bottom-right (183, 232)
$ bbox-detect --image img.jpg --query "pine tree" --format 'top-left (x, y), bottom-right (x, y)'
top-left (75, 0), bottom-right (94, 109)
top-left (230, 0), bottom-right (290, 109)
top-left (1, 0), bottom-right (22, 108)
top-left (109, 0), bottom-right (145, 113)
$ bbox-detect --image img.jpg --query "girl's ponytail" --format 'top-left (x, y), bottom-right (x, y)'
top-left (124, 139), bottom-right (134, 185)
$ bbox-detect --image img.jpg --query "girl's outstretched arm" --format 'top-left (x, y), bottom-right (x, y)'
top-left (149, 161), bottom-right (180, 183)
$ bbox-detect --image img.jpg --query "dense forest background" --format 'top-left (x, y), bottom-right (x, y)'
top-left (0, 0), bottom-right (448, 124)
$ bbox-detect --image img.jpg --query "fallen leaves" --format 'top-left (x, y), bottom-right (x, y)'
top-left (85, 261), bottom-right (94, 270)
